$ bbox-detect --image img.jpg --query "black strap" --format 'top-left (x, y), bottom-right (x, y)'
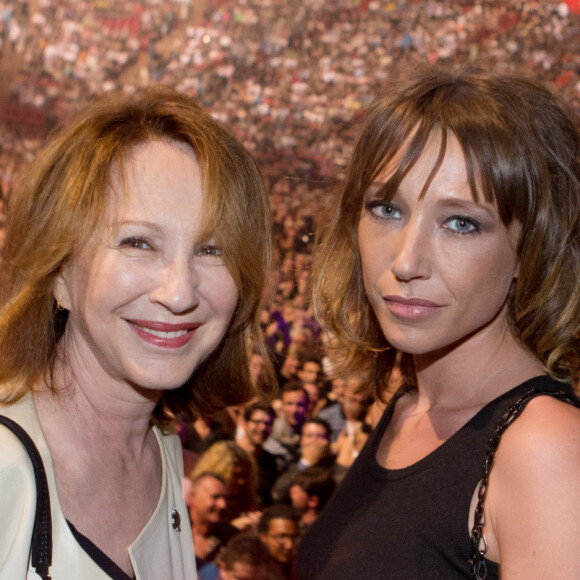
top-left (0, 415), bottom-right (52, 580)
top-left (469, 388), bottom-right (580, 580)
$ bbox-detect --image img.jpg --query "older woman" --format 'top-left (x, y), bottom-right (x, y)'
top-left (297, 66), bottom-right (580, 579)
top-left (0, 86), bottom-right (273, 579)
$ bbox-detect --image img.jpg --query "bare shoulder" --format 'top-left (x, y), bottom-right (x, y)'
top-left (485, 393), bottom-right (580, 579)
top-left (499, 394), bottom-right (580, 457)
top-left (492, 394), bottom-right (580, 496)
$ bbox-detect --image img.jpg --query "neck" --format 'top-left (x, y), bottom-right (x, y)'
top-left (190, 516), bottom-right (213, 536)
top-left (412, 319), bottom-right (545, 410)
top-left (237, 433), bottom-right (257, 455)
top-left (34, 344), bottom-right (160, 455)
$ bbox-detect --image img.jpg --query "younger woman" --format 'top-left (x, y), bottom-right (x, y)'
top-left (298, 66), bottom-right (580, 579)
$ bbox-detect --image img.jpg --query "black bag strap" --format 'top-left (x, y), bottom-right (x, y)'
top-left (0, 415), bottom-right (52, 580)
top-left (469, 388), bottom-right (580, 580)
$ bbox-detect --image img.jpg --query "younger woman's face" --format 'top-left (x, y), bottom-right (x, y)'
top-left (357, 132), bottom-right (519, 358)
top-left (55, 140), bottom-right (239, 393)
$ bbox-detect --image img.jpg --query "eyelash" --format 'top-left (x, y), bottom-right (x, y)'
top-left (365, 201), bottom-right (482, 235)
top-left (443, 216), bottom-right (481, 235)
top-left (196, 244), bottom-right (222, 257)
top-left (119, 236), bottom-right (152, 250)
top-left (118, 238), bottom-right (223, 257)
top-left (365, 200), bottom-right (402, 221)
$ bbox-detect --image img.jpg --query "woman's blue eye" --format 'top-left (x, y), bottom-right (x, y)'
top-left (367, 201), bottom-right (402, 220)
top-left (444, 216), bottom-right (480, 234)
top-left (120, 237), bottom-right (151, 250)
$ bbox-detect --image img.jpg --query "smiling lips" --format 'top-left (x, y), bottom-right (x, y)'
top-left (383, 295), bottom-right (443, 319)
top-left (128, 319), bottom-right (201, 348)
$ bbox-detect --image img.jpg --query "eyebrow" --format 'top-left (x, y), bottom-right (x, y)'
top-left (110, 220), bottom-right (164, 232)
top-left (435, 198), bottom-right (496, 218)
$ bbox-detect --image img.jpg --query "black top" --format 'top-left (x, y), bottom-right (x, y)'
top-left (295, 376), bottom-right (578, 580)
top-left (256, 447), bottom-right (281, 507)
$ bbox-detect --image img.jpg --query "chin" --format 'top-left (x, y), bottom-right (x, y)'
top-left (381, 331), bottom-right (452, 358)
top-left (127, 368), bottom-right (194, 393)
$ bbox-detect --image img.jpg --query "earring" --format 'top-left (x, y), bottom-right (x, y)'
top-left (56, 300), bottom-right (65, 311)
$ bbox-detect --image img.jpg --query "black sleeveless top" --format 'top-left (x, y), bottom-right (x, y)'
top-left (295, 376), bottom-right (578, 579)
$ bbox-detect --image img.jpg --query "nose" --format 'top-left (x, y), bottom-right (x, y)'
top-left (390, 216), bottom-right (431, 281)
top-left (149, 257), bottom-right (199, 313)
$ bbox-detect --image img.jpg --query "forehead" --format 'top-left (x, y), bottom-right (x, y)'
top-left (228, 562), bottom-right (265, 580)
top-left (303, 423), bottom-right (327, 436)
top-left (283, 391), bottom-right (307, 403)
top-left (250, 410), bottom-right (272, 422)
top-left (268, 518), bottom-right (297, 534)
top-left (198, 476), bottom-right (226, 494)
top-left (113, 139), bottom-right (198, 195)
top-left (103, 139), bottom-right (209, 231)
top-left (372, 130), bottom-right (474, 201)
top-left (303, 361), bottom-right (321, 371)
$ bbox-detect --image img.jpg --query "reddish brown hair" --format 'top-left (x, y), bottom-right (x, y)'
top-left (0, 86), bottom-right (275, 421)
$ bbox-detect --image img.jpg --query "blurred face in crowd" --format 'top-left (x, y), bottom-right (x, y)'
top-left (54, 140), bottom-right (239, 395)
top-left (342, 377), bottom-right (371, 421)
top-left (331, 377), bottom-right (347, 403)
top-left (303, 383), bottom-right (320, 415)
top-left (289, 484), bottom-right (310, 513)
top-left (300, 422), bottom-right (330, 449)
top-left (260, 518), bottom-right (298, 564)
top-left (220, 561), bottom-right (267, 580)
top-left (245, 409), bottom-right (274, 446)
top-left (298, 361), bottom-right (321, 384)
top-left (282, 390), bottom-right (308, 427)
top-left (188, 475), bottom-right (228, 525)
top-left (280, 354), bottom-right (300, 378)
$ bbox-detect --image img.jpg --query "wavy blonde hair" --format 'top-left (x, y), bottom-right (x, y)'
top-left (312, 65), bottom-right (580, 398)
top-left (0, 86), bottom-right (275, 422)
top-left (190, 441), bottom-right (259, 516)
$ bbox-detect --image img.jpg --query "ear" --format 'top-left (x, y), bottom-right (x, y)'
top-left (53, 265), bottom-right (72, 311)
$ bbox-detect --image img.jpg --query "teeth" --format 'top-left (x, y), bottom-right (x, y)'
top-left (135, 325), bottom-right (189, 339)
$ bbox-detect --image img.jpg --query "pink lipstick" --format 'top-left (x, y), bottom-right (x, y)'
top-left (127, 319), bottom-right (200, 348)
top-left (383, 296), bottom-right (442, 319)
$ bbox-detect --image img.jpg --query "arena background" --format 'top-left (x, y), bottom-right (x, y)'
top-left (0, 0), bottom-right (579, 257)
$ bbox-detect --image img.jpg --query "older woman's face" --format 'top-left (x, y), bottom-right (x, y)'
top-left (357, 133), bottom-right (519, 357)
top-left (54, 140), bottom-right (238, 392)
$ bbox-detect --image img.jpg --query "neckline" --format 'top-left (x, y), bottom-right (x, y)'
top-left (372, 375), bottom-right (551, 480)
top-left (68, 519), bottom-right (135, 580)
top-left (27, 393), bottom-right (167, 575)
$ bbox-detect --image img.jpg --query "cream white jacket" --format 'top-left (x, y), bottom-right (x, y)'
top-left (0, 393), bottom-right (197, 580)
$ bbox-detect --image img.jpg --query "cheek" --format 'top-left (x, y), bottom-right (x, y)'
top-left (202, 267), bottom-right (239, 316)
top-left (358, 224), bottom-right (391, 292)
top-left (442, 243), bottom-right (516, 298)
top-left (86, 260), bottom-right (155, 312)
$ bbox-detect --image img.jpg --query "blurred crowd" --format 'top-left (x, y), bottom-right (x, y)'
top-left (1, 0), bottom-right (579, 577)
